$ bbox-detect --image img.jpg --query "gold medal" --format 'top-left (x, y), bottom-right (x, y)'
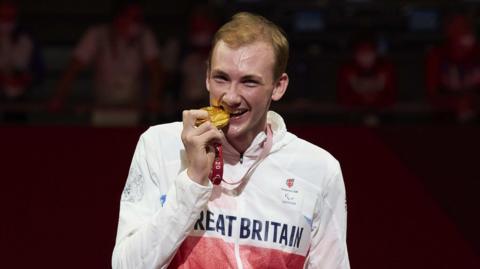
top-left (195, 106), bottom-right (230, 128)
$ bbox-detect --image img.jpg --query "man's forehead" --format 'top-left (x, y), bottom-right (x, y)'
top-left (210, 41), bottom-right (275, 75)
top-left (213, 40), bottom-right (273, 58)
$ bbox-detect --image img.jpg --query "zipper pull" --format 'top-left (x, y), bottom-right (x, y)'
top-left (239, 154), bottom-right (243, 164)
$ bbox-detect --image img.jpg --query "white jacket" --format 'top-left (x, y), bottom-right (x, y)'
top-left (112, 111), bottom-right (350, 269)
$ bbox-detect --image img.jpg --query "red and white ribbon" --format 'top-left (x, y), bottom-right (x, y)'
top-left (208, 124), bottom-right (273, 187)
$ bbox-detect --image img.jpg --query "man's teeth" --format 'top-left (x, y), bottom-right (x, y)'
top-left (231, 110), bottom-right (246, 117)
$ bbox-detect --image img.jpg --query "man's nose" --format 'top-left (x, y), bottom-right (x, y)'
top-left (221, 83), bottom-right (242, 106)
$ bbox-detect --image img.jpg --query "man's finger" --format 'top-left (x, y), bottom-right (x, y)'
top-left (197, 128), bottom-right (223, 147)
top-left (182, 109), bottom-right (209, 132)
top-left (190, 121), bottom-right (216, 137)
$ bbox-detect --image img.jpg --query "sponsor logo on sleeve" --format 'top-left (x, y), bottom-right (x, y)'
top-left (160, 194), bottom-right (167, 207)
top-left (121, 167), bottom-right (144, 203)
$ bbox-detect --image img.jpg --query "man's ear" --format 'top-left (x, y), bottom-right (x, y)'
top-left (271, 73), bottom-right (289, 101)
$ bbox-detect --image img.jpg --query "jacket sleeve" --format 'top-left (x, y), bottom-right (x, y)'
top-left (112, 134), bottom-right (213, 269)
top-left (305, 161), bottom-right (350, 269)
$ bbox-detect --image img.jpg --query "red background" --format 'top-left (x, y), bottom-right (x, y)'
top-left (1, 125), bottom-right (479, 268)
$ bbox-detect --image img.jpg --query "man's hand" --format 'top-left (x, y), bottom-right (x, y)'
top-left (181, 109), bottom-right (223, 186)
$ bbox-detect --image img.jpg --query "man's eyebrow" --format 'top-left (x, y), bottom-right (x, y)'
top-left (241, 75), bottom-right (261, 80)
top-left (211, 70), bottom-right (229, 77)
top-left (210, 70), bottom-right (265, 83)
top-left (241, 74), bottom-right (264, 83)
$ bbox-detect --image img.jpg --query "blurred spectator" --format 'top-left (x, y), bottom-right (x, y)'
top-left (337, 38), bottom-right (396, 124)
top-left (158, 36), bottom-right (181, 120)
top-left (426, 15), bottom-right (480, 122)
top-left (179, 4), bottom-right (218, 110)
top-left (0, 1), bottom-right (44, 123)
top-left (50, 3), bottom-right (163, 126)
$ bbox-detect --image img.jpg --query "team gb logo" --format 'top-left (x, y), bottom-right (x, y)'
top-left (286, 178), bottom-right (295, 188)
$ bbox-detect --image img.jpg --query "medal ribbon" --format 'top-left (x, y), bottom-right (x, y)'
top-left (208, 124), bottom-right (273, 186)
top-left (209, 143), bottom-right (223, 185)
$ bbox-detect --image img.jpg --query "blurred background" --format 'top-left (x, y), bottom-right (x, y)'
top-left (1, 0), bottom-right (479, 268)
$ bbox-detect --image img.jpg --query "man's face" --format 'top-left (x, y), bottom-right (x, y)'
top-left (206, 40), bottom-right (287, 145)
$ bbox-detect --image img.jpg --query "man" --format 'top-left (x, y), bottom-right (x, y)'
top-left (50, 3), bottom-right (162, 126)
top-left (337, 39), bottom-right (396, 108)
top-left (337, 37), bottom-right (396, 125)
top-left (0, 1), bottom-right (44, 122)
top-left (112, 12), bottom-right (350, 268)
top-left (426, 14), bottom-right (480, 122)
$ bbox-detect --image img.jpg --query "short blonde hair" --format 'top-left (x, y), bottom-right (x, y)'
top-left (208, 12), bottom-right (289, 80)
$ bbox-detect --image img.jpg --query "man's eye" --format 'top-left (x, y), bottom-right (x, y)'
top-left (214, 76), bottom-right (228, 82)
top-left (243, 80), bottom-right (259, 87)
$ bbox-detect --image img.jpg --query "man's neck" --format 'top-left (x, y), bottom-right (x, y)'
top-left (224, 114), bottom-right (270, 154)
top-left (225, 128), bottom-right (268, 154)
top-left (226, 135), bottom-right (254, 155)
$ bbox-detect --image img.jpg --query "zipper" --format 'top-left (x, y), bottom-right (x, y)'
top-left (233, 197), bottom-right (244, 269)
top-left (234, 238), bottom-right (243, 269)
top-left (239, 153), bottom-right (243, 164)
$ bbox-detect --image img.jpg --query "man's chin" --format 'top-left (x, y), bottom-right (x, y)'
top-left (224, 125), bottom-right (244, 140)
top-left (225, 121), bottom-right (254, 142)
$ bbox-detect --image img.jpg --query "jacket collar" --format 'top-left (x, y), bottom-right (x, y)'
top-left (222, 111), bottom-right (289, 164)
